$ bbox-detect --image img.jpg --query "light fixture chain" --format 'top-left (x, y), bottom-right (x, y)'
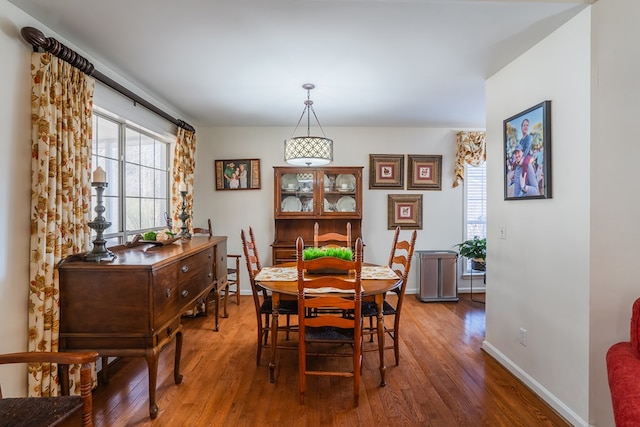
top-left (309, 106), bottom-right (328, 138)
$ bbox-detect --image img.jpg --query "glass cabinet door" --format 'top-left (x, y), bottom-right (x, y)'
top-left (321, 171), bottom-right (358, 215)
top-left (279, 172), bottom-right (316, 215)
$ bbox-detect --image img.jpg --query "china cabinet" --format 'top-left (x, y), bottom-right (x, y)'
top-left (272, 166), bottom-right (363, 263)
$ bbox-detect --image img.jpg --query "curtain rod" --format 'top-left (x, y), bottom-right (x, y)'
top-left (20, 26), bottom-right (195, 134)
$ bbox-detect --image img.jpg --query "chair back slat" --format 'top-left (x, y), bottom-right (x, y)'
top-left (314, 222), bottom-right (352, 249)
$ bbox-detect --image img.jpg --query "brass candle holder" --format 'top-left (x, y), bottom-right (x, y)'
top-left (85, 181), bottom-right (117, 262)
top-left (178, 190), bottom-right (191, 238)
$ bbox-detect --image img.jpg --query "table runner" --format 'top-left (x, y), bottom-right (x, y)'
top-left (254, 265), bottom-right (399, 282)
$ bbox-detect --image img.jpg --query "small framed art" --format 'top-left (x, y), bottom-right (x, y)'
top-left (503, 100), bottom-right (552, 200)
top-left (387, 194), bottom-right (423, 229)
top-left (215, 159), bottom-right (261, 190)
top-left (407, 155), bottom-right (442, 190)
top-left (369, 154), bottom-right (404, 189)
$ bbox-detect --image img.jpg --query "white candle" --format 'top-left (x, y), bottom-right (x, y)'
top-left (179, 182), bottom-right (187, 192)
top-left (93, 166), bottom-right (106, 183)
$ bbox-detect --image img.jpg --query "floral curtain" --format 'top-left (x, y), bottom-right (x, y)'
top-left (28, 52), bottom-right (95, 396)
top-left (453, 131), bottom-right (486, 188)
top-left (172, 127), bottom-right (196, 232)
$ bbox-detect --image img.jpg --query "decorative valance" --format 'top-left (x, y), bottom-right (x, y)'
top-left (453, 131), bottom-right (486, 187)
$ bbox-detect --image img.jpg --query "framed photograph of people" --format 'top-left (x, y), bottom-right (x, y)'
top-left (215, 159), bottom-right (261, 190)
top-left (407, 155), bottom-right (442, 190)
top-left (503, 100), bottom-right (552, 200)
top-left (387, 194), bottom-right (423, 229)
top-left (369, 154), bottom-right (404, 189)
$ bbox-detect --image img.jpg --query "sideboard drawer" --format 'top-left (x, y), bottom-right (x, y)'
top-left (153, 265), bottom-right (180, 329)
top-left (214, 239), bottom-right (227, 280)
top-left (155, 317), bottom-right (182, 347)
top-left (178, 247), bottom-right (214, 306)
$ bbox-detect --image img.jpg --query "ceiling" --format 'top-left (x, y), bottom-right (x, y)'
top-left (10, 0), bottom-right (591, 129)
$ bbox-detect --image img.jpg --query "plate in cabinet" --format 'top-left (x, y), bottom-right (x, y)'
top-left (335, 174), bottom-right (356, 191)
top-left (282, 196), bottom-right (302, 212)
top-left (336, 196), bottom-right (356, 212)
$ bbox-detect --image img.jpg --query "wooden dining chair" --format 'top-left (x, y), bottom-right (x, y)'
top-left (313, 222), bottom-right (352, 249)
top-left (362, 226), bottom-right (417, 365)
top-left (0, 351), bottom-right (98, 427)
top-left (296, 236), bottom-right (364, 406)
top-left (241, 227), bottom-right (297, 365)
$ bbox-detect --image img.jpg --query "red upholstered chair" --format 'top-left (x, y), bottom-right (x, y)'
top-left (606, 297), bottom-right (640, 427)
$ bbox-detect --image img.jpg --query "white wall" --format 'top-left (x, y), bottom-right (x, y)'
top-left (590, 0), bottom-right (640, 425)
top-left (192, 126), bottom-right (470, 297)
top-left (485, 8), bottom-right (591, 427)
top-left (0, 0), bottom-right (35, 397)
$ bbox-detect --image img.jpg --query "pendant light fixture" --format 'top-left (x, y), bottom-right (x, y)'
top-left (284, 83), bottom-right (333, 166)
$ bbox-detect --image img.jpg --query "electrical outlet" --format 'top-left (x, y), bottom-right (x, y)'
top-left (499, 224), bottom-right (506, 240)
top-left (519, 328), bottom-right (527, 347)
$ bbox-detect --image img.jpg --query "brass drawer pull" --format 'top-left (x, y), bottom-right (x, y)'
top-left (208, 272), bottom-right (214, 279)
top-left (165, 289), bottom-right (171, 298)
top-left (181, 290), bottom-right (188, 298)
top-left (181, 265), bottom-right (189, 273)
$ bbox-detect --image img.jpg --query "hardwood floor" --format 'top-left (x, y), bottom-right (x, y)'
top-left (90, 294), bottom-right (569, 426)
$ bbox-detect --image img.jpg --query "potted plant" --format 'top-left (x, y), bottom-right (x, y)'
top-left (455, 237), bottom-right (486, 271)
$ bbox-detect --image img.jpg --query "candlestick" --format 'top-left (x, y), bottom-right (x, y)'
top-left (84, 182), bottom-right (117, 262)
top-left (178, 190), bottom-right (191, 238)
top-left (93, 166), bottom-right (106, 183)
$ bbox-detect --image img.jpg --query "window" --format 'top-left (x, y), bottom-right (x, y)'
top-left (91, 110), bottom-right (172, 246)
top-left (463, 162), bottom-right (486, 272)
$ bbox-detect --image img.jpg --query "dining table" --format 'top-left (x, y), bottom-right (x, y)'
top-left (254, 262), bottom-right (402, 386)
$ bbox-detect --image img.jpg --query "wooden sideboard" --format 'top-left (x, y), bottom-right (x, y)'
top-left (57, 235), bottom-right (227, 419)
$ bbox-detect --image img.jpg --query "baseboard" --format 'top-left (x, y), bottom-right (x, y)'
top-left (482, 340), bottom-right (589, 427)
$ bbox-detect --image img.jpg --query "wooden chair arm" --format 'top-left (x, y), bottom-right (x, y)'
top-left (0, 351), bottom-right (98, 366)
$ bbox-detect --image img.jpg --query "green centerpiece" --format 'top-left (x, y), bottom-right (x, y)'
top-left (303, 246), bottom-right (353, 274)
top-left (303, 246), bottom-right (353, 261)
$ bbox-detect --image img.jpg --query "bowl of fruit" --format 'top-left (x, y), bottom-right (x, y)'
top-left (139, 229), bottom-right (180, 246)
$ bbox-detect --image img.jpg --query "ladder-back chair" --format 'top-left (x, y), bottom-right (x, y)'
top-left (241, 227), bottom-right (297, 365)
top-left (362, 226), bottom-right (417, 365)
top-left (296, 236), bottom-right (364, 406)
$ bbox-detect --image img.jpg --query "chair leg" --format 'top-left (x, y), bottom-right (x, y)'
top-left (286, 314), bottom-right (291, 340)
top-left (256, 323), bottom-right (263, 365)
top-left (368, 316), bottom-right (374, 342)
top-left (235, 274), bottom-right (240, 305)
top-left (263, 314), bottom-right (270, 345)
top-left (354, 345), bottom-right (361, 407)
top-left (394, 318), bottom-right (400, 366)
top-left (299, 337), bottom-right (306, 404)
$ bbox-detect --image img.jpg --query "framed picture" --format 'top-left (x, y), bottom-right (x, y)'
top-left (369, 154), bottom-right (404, 189)
top-left (503, 101), bottom-right (552, 200)
top-left (387, 194), bottom-right (423, 229)
top-left (407, 155), bottom-right (442, 190)
top-left (215, 159), bottom-right (261, 190)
